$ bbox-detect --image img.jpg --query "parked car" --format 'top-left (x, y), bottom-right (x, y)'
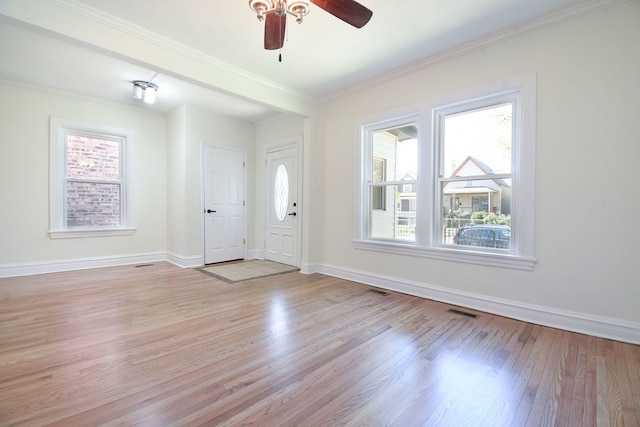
top-left (453, 225), bottom-right (511, 249)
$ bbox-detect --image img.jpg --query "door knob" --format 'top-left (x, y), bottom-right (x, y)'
top-left (206, 209), bottom-right (216, 213)
top-left (288, 212), bottom-right (297, 216)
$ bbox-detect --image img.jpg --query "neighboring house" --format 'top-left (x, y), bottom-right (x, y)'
top-left (397, 171), bottom-right (416, 226)
top-left (443, 156), bottom-right (511, 216)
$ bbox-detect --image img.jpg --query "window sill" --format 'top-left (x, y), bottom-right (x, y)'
top-left (353, 239), bottom-right (536, 271)
top-left (49, 227), bottom-right (137, 239)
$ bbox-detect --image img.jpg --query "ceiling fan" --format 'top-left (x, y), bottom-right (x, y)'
top-left (249, 0), bottom-right (373, 50)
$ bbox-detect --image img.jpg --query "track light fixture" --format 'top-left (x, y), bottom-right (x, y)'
top-left (132, 80), bottom-right (158, 104)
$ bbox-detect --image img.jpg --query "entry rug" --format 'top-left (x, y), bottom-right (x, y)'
top-left (197, 260), bottom-right (299, 283)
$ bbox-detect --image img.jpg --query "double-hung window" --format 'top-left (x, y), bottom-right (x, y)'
top-left (356, 75), bottom-right (536, 270)
top-left (363, 118), bottom-right (419, 242)
top-left (49, 118), bottom-right (136, 238)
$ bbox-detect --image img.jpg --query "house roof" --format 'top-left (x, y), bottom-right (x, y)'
top-left (446, 155), bottom-right (510, 191)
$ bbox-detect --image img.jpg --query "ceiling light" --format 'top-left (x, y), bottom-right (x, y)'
top-left (132, 80), bottom-right (159, 105)
top-left (249, 0), bottom-right (371, 53)
top-left (249, 0), bottom-right (309, 23)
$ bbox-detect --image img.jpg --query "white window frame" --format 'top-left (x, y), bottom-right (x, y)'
top-left (354, 74), bottom-right (536, 270)
top-left (49, 117), bottom-right (136, 239)
top-left (358, 114), bottom-right (421, 242)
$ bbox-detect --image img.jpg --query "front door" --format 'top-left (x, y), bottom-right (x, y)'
top-left (204, 146), bottom-right (245, 264)
top-left (265, 145), bottom-right (300, 266)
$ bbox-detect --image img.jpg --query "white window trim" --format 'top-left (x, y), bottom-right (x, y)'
top-left (357, 113), bottom-right (421, 243)
top-left (49, 117), bottom-right (136, 239)
top-left (354, 74), bottom-right (537, 270)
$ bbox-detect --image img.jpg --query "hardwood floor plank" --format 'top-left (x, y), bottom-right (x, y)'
top-left (0, 263), bottom-right (639, 426)
top-left (613, 340), bottom-right (639, 427)
top-left (624, 342), bottom-right (640, 424)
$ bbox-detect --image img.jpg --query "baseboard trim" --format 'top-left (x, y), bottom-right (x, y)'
top-left (166, 252), bottom-right (203, 269)
top-left (0, 252), bottom-right (167, 278)
top-left (315, 263), bottom-right (640, 345)
top-left (299, 262), bottom-right (321, 275)
top-left (247, 249), bottom-right (263, 260)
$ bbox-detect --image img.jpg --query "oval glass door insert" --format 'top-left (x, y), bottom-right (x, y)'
top-left (274, 164), bottom-right (289, 221)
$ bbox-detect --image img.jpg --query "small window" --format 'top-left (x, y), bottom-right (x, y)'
top-left (274, 164), bottom-right (289, 221)
top-left (363, 121), bottom-right (418, 242)
top-left (49, 118), bottom-right (136, 238)
top-left (65, 134), bottom-right (122, 228)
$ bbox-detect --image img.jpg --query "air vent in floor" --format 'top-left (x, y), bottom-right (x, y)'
top-left (447, 308), bottom-right (479, 318)
top-left (368, 288), bottom-right (390, 296)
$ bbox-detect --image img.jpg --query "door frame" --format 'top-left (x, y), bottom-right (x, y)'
top-left (200, 143), bottom-right (247, 264)
top-left (265, 137), bottom-right (302, 267)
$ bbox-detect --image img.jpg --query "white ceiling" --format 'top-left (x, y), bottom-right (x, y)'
top-left (0, 0), bottom-right (618, 122)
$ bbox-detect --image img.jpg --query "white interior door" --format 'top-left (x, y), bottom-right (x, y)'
top-left (204, 146), bottom-right (245, 264)
top-left (266, 145), bottom-right (300, 266)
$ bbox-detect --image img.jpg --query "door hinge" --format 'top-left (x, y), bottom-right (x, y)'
top-left (243, 238), bottom-right (246, 245)
top-left (243, 200), bottom-right (245, 206)
top-left (243, 161), bottom-right (245, 167)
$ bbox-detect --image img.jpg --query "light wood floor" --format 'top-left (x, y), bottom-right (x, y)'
top-left (0, 262), bottom-right (638, 426)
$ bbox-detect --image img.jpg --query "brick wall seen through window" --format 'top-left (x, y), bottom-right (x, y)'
top-left (65, 135), bottom-right (122, 228)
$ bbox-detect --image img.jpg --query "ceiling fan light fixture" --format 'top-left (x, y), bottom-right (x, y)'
top-left (252, 0), bottom-right (372, 50)
top-left (288, 1), bottom-right (310, 23)
top-left (250, 1), bottom-right (309, 23)
top-left (249, 0), bottom-right (274, 21)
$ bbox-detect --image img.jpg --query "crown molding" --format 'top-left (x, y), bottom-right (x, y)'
top-left (320, 0), bottom-right (630, 103)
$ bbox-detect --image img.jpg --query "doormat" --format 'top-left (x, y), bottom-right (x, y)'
top-left (197, 260), bottom-right (299, 283)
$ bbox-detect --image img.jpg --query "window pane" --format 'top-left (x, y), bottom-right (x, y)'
top-left (443, 104), bottom-right (512, 176)
top-left (66, 182), bottom-right (121, 227)
top-left (441, 179), bottom-right (511, 247)
top-left (66, 135), bottom-right (120, 181)
top-left (370, 184), bottom-right (416, 241)
top-left (372, 125), bottom-right (417, 181)
top-left (369, 123), bottom-right (418, 242)
top-left (372, 157), bottom-right (385, 182)
top-left (371, 185), bottom-right (385, 210)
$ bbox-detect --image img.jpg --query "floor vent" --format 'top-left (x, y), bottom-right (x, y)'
top-left (368, 288), bottom-right (390, 296)
top-left (448, 308), bottom-right (479, 318)
top-left (134, 264), bottom-right (154, 268)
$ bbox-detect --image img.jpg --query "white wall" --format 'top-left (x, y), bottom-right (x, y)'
top-left (179, 107), bottom-right (256, 263)
top-left (312, 1), bottom-right (640, 340)
top-left (167, 106), bottom-right (187, 259)
top-left (0, 82), bottom-right (167, 270)
top-left (0, 86), bottom-right (257, 273)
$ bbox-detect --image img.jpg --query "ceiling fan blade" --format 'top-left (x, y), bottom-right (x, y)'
top-left (310, 0), bottom-right (373, 28)
top-left (264, 13), bottom-right (286, 50)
